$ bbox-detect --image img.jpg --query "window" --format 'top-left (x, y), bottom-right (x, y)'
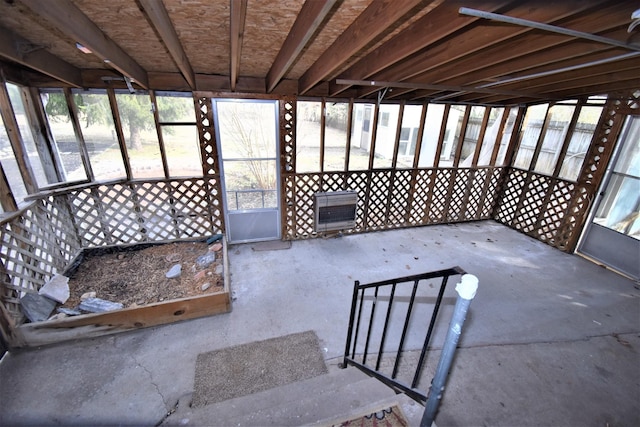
top-left (533, 103), bottom-right (576, 175)
top-left (324, 102), bottom-right (349, 171)
top-left (476, 107), bottom-right (505, 166)
top-left (156, 93), bottom-right (201, 178)
top-left (72, 90), bottom-right (126, 181)
top-left (296, 101), bottom-right (321, 172)
top-left (440, 105), bottom-right (464, 167)
top-left (418, 104), bottom-right (445, 167)
top-left (115, 92), bottom-right (163, 179)
top-left (349, 103), bottom-right (374, 171)
top-left (459, 106), bottom-right (486, 166)
top-left (373, 104), bottom-right (399, 168)
top-left (513, 103), bottom-right (548, 170)
top-left (40, 90), bottom-right (88, 181)
top-left (397, 105), bottom-right (423, 168)
top-left (558, 105), bottom-right (602, 181)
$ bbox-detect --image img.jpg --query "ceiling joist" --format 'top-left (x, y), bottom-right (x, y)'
top-left (328, 0), bottom-right (509, 97)
top-left (0, 26), bottom-right (82, 87)
top-left (338, 79), bottom-right (555, 101)
top-left (266, 0), bottom-right (337, 93)
top-left (459, 7), bottom-right (640, 51)
top-left (230, 0), bottom-right (248, 91)
top-left (138, 0), bottom-right (195, 89)
top-left (21, 0), bottom-right (149, 89)
top-left (298, 0), bottom-right (426, 95)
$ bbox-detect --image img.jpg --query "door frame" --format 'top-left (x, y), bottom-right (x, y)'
top-left (577, 114), bottom-right (640, 279)
top-left (212, 98), bottom-right (281, 244)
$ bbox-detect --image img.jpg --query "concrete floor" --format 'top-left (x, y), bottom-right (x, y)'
top-left (0, 220), bottom-right (638, 426)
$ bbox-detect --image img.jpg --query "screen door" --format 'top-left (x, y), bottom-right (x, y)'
top-left (213, 99), bottom-right (280, 243)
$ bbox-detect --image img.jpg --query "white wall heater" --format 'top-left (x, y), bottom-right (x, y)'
top-left (314, 190), bottom-right (358, 232)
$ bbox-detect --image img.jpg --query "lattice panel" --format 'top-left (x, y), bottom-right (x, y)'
top-left (282, 175), bottom-right (296, 240)
top-left (494, 169), bottom-right (527, 224)
top-left (69, 187), bottom-right (109, 246)
top-left (195, 96), bottom-right (218, 177)
top-left (513, 174), bottom-right (550, 234)
top-left (387, 170), bottom-right (412, 227)
top-left (91, 183), bottom-right (143, 245)
top-left (366, 171), bottom-right (392, 230)
top-left (429, 169), bottom-right (453, 223)
top-left (535, 179), bottom-right (575, 246)
top-left (280, 97), bottom-right (296, 174)
top-left (346, 172), bottom-right (369, 231)
top-left (320, 173), bottom-right (347, 192)
top-left (447, 170), bottom-right (470, 222)
top-left (408, 169), bottom-right (433, 225)
top-left (294, 174), bottom-right (322, 237)
top-left (0, 200), bottom-right (80, 323)
top-left (481, 168), bottom-right (502, 217)
top-left (283, 167), bottom-right (505, 239)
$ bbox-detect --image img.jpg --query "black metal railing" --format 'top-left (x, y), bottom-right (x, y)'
top-left (340, 266), bottom-right (466, 403)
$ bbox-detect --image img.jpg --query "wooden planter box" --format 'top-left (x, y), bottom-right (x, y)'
top-left (12, 238), bottom-right (232, 348)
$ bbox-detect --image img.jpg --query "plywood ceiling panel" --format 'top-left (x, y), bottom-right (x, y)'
top-left (163, 0), bottom-right (230, 75)
top-left (74, 0), bottom-right (178, 73)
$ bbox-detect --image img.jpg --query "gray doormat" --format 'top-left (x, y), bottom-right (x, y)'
top-left (192, 330), bottom-right (327, 407)
top-left (251, 240), bottom-right (292, 251)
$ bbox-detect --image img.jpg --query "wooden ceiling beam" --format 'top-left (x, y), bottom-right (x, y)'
top-left (484, 56), bottom-right (640, 93)
top-left (0, 25), bottom-right (82, 87)
top-left (340, 79), bottom-right (553, 101)
top-left (21, 0), bottom-right (149, 89)
top-left (138, 0), bottom-right (195, 90)
top-left (357, 0), bottom-right (604, 99)
top-left (459, 7), bottom-right (640, 52)
top-left (266, 0), bottom-right (337, 93)
top-left (230, 0), bottom-right (248, 91)
top-left (328, 0), bottom-right (510, 97)
top-left (298, 0), bottom-right (426, 95)
top-left (474, 77), bottom-right (640, 105)
top-left (412, 5), bottom-right (632, 99)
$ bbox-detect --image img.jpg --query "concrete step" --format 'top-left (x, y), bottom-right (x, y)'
top-left (163, 365), bottom-right (402, 426)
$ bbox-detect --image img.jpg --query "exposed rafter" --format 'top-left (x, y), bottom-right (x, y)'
top-left (356, 0), bottom-right (596, 99)
top-left (230, 0), bottom-right (248, 91)
top-left (0, 26), bottom-right (82, 87)
top-left (138, 0), bottom-right (195, 89)
top-left (328, 0), bottom-right (506, 96)
top-left (337, 79), bottom-right (556, 100)
top-left (298, 0), bottom-right (426, 95)
top-left (266, 0), bottom-right (337, 93)
top-left (460, 6), bottom-right (640, 51)
top-left (21, 0), bottom-right (149, 89)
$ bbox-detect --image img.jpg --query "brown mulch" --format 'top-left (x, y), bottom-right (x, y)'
top-left (63, 241), bottom-right (224, 310)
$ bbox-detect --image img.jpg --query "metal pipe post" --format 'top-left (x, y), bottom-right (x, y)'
top-left (420, 274), bottom-right (478, 427)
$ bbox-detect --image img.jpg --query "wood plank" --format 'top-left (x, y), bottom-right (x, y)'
top-left (0, 25), bottom-right (82, 87)
top-left (16, 291), bottom-right (231, 347)
top-left (267, 0), bottom-right (337, 93)
top-left (21, 0), bottom-right (149, 89)
top-left (138, 0), bottom-right (196, 89)
top-left (298, 0), bottom-right (425, 95)
top-left (230, 0), bottom-right (248, 91)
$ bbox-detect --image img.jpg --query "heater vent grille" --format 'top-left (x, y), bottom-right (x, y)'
top-left (314, 191), bottom-right (358, 232)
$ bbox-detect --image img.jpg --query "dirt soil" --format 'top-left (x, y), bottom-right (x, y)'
top-left (63, 241), bottom-right (224, 310)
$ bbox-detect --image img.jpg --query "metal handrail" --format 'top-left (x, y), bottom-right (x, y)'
top-left (341, 267), bottom-right (465, 404)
